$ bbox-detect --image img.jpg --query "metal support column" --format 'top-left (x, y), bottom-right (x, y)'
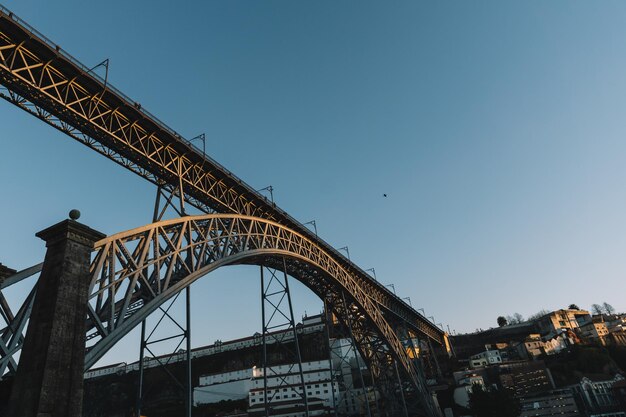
top-left (136, 184), bottom-right (193, 417)
top-left (322, 301), bottom-right (338, 417)
top-left (136, 320), bottom-right (146, 416)
top-left (185, 286), bottom-right (192, 417)
top-left (260, 260), bottom-right (310, 416)
top-left (394, 361), bottom-right (409, 417)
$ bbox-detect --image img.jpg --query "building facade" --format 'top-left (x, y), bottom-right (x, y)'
top-left (519, 389), bottom-right (580, 417)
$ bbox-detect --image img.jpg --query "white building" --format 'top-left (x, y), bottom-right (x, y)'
top-left (453, 374), bottom-right (485, 408)
top-left (194, 368), bottom-right (254, 405)
top-left (248, 360), bottom-right (339, 416)
top-left (469, 349), bottom-right (502, 368)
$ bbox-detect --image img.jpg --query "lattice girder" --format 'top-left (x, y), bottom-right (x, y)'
top-left (84, 214), bottom-right (417, 384)
top-left (0, 9), bottom-right (445, 348)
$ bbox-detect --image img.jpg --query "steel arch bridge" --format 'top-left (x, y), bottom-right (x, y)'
top-left (84, 214), bottom-right (410, 369)
top-left (0, 5), bottom-right (448, 416)
top-left (0, 214), bottom-right (439, 415)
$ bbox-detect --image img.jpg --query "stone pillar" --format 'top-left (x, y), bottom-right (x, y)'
top-left (7, 219), bottom-right (105, 417)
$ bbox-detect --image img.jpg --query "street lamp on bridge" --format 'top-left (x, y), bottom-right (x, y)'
top-left (385, 283), bottom-right (396, 294)
top-left (303, 220), bottom-right (317, 237)
top-left (402, 297), bottom-right (412, 307)
top-left (190, 133), bottom-right (206, 156)
top-left (257, 185), bottom-right (274, 203)
top-left (365, 268), bottom-right (377, 281)
top-left (338, 246), bottom-right (350, 261)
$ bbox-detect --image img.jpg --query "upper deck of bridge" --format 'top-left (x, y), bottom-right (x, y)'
top-left (0, 4), bottom-right (445, 345)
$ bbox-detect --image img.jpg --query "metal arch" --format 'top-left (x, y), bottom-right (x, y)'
top-left (0, 8), bottom-right (445, 348)
top-left (84, 215), bottom-right (419, 387)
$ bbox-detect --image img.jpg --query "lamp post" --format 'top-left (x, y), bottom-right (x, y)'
top-left (418, 308), bottom-right (425, 315)
top-left (402, 297), bottom-right (412, 307)
top-left (385, 284), bottom-right (396, 294)
top-left (338, 246), bottom-right (350, 261)
top-left (190, 133), bottom-right (206, 155)
top-left (257, 185), bottom-right (274, 203)
top-left (303, 220), bottom-right (317, 237)
top-left (365, 268), bottom-right (377, 281)
top-left (428, 316), bottom-right (435, 323)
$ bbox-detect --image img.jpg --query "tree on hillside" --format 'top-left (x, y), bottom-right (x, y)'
top-left (469, 384), bottom-right (520, 417)
top-left (497, 316), bottom-right (508, 327)
top-left (592, 304), bottom-right (603, 315)
top-left (569, 304), bottom-right (580, 310)
top-left (604, 302), bottom-right (615, 315)
top-left (527, 309), bottom-right (550, 321)
top-left (506, 313), bottom-right (524, 325)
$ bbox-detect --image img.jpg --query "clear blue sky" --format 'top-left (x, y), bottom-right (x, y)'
top-left (2, 1), bottom-right (626, 366)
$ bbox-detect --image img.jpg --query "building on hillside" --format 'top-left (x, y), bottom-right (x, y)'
top-left (610, 329), bottom-right (626, 346)
top-left (469, 349), bottom-right (502, 369)
top-left (518, 334), bottom-right (544, 359)
top-left (605, 318), bottom-right (626, 347)
top-left (485, 342), bottom-right (512, 361)
top-left (519, 389), bottom-right (580, 417)
top-left (535, 309), bottom-right (591, 337)
top-left (580, 317), bottom-right (610, 345)
top-left (606, 315), bottom-right (626, 330)
top-left (573, 374), bottom-right (626, 416)
top-left (498, 361), bottom-right (554, 397)
top-left (449, 321), bottom-right (538, 361)
top-left (453, 373), bottom-right (485, 408)
top-left (542, 329), bottom-right (576, 355)
top-left (614, 379), bottom-right (626, 411)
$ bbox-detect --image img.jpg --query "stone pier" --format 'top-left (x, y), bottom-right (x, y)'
top-left (6, 219), bottom-right (104, 417)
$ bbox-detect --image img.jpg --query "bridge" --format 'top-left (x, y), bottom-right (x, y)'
top-left (0, 5), bottom-right (448, 417)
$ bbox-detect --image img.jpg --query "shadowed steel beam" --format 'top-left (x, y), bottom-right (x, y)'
top-left (0, 263), bottom-right (43, 289)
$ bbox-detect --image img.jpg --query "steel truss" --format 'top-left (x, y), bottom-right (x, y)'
top-left (0, 264), bottom-right (41, 377)
top-left (0, 7), bottom-right (445, 349)
top-left (136, 290), bottom-right (191, 417)
top-left (79, 214), bottom-right (419, 382)
top-left (395, 325), bottom-right (439, 417)
top-left (260, 263), bottom-right (309, 416)
top-left (325, 302), bottom-right (375, 417)
top-left (327, 292), bottom-right (410, 417)
top-left (0, 215), bottom-right (439, 416)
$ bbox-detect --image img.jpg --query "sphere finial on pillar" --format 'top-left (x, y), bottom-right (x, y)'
top-left (69, 209), bottom-right (81, 220)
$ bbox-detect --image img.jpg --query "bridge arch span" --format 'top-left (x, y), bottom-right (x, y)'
top-left (86, 214), bottom-right (417, 388)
